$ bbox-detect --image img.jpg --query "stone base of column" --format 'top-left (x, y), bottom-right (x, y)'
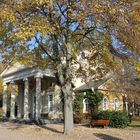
top-left (10, 115), bottom-right (16, 120)
top-left (17, 115), bottom-right (22, 119)
top-left (23, 115), bottom-right (30, 121)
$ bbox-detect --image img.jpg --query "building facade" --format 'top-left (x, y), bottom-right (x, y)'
top-left (74, 77), bottom-right (124, 113)
top-left (1, 63), bottom-right (63, 121)
top-left (1, 63), bottom-right (126, 122)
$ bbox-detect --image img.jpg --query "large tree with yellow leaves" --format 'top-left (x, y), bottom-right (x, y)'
top-left (0, 0), bottom-right (140, 135)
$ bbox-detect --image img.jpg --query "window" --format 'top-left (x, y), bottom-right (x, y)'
top-left (114, 98), bottom-right (119, 111)
top-left (83, 98), bottom-right (89, 113)
top-left (103, 97), bottom-right (109, 111)
top-left (48, 95), bottom-right (53, 112)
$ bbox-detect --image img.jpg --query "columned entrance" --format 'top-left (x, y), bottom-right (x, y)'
top-left (1, 63), bottom-right (62, 122)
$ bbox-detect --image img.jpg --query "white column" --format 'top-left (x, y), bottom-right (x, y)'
top-left (2, 83), bottom-right (8, 119)
top-left (10, 81), bottom-right (16, 119)
top-left (125, 101), bottom-right (128, 112)
top-left (17, 84), bottom-right (23, 119)
top-left (35, 74), bottom-right (42, 121)
top-left (23, 78), bottom-right (29, 120)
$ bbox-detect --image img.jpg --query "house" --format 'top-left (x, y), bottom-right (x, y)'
top-left (74, 74), bottom-right (125, 113)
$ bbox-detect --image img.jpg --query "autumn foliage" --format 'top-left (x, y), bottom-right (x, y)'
top-left (0, 0), bottom-right (140, 135)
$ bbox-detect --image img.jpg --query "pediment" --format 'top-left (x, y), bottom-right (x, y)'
top-left (0, 62), bottom-right (28, 77)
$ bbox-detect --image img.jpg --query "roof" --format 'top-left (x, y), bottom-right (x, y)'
top-left (74, 73), bottom-right (112, 92)
top-left (0, 62), bottom-right (29, 77)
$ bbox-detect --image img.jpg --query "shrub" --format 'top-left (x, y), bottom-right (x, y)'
top-left (83, 113), bottom-right (92, 123)
top-left (92, 111), bottom-right (130, 128)
top-left (73, 114), bottom-right (84, 123)
top-left (73, 93), bottom-right (84, 114)
top-left (73, 113), bottom-right (92, 123)
top-left (85, 91), bottom-right (104, 114)
top-left (95, 111), bottom-right (112, 120)
top-left (132, 116), bottom-right (140, 121)
top-left (109, 111), bottom-right (130, 128)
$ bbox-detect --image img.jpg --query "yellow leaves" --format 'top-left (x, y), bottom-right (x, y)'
top-left (0, 5), bottom-right (15, 23)
top-left (131, 11), bottom-right (140, 23)
top-left (0, 78), bottom-right (3, 95)
top-left (16, 0), bottom-right (54, 10)
top-left (31, 17), bottom-right (54, 36)
top-left (0, 0), bottom-right (55, 41)
top-left (134, 62), bottom-right (140, 77)
top-left (14, 16), bottom-right (53, 41)
top-left (128, 2), bottom-right (140, 25)
top-left (28, 0), bottom-right (52, 5)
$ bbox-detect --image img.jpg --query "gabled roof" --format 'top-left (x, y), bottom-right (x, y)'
top-left (0, 62), bottom-right (29, 77)
top-left (74, 73), bottom-right (112, 92)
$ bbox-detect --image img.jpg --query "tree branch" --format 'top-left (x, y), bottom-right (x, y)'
top-left (35, 36), bottom-right (55, 61)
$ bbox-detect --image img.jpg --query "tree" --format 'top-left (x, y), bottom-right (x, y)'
top-left (0, 63), bottom-right (4, 96)
top-left (112, 61), bottom-right (140, 115)
top-left (0, 0), bottom-right (140, 135)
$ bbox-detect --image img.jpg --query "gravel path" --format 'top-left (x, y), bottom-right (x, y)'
top-left (0, 122), bottom-right (140, 140)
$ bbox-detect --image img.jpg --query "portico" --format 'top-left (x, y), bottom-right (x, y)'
top-left (1, 63), bottom-right (62, 121)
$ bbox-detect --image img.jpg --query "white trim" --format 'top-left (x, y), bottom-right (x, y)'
top-left (2, 67), bottom-right (55, 83)
top-left (83, 98), bottom-right (89, 113)
top-left (98, 78), bottom-right (112, 89)
top-left (114, 98), bottom-right (119, 111)
top-left (103, 97), bottom-right (109, 111)
top-left (34, 73), bottom-right (43, 78)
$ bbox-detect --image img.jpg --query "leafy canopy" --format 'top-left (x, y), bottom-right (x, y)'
top-left (0, 0), bottom-right (139, 77)
top-left (0, 0), bottom-right (140, 135)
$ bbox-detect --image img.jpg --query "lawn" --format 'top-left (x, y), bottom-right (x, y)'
top-left (129, 121), bottom-right (140, 127)
top-left (1, 122), bottom-right (140, 140)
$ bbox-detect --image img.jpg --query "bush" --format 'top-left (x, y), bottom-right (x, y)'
top-left (73, 93), bottom-right (84, 114)
top-left (110, 111), bottom-right (130, 128)
top-left (93, 111), bottom-right (112, 120)
top-left (132, 116), bottom-right (140, 121)
top-left (73, 113), bottom-right (92, 123)
top-left (73, 114), bottom-right (84, 123)
top-left (92, 111), bottom-right (130, 128)
top-left (83, 113), bottom-right (92, 123)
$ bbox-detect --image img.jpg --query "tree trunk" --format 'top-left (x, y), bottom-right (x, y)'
top-left (56, 65), bottom-right (74, 135)
top-left (56, 43), bottom-right (74, 135)
top-left (62, 82), bottom-right (74, 135)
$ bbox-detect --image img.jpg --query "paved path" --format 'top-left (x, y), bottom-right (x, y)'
top-left (0, 122), bottom-right (140, 140)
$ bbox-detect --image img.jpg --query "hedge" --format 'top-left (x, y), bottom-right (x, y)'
top-left (92, 111), bottom-right (130, 128)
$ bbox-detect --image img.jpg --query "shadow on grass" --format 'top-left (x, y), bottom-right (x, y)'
top-left (0, 121), bottom-right (25, 130)
top-left (38, 125), bottom-right (63, 134)
top-left (0, 118), bottom-right (63, 134)
top-left (76, 123), bottom-right (107, 129)
top-left (94, 133), bottom-right (122, 140)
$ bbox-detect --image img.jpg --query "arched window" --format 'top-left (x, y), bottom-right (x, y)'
top-left (114, 98), bottom-right (119, 111)
top-left (83, 98), bottom-right (89, 113)
top-left (103, 97), bottom-right (109, 111)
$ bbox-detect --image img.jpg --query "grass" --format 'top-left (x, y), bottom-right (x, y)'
top-left (129, 121), bottom-right (140, 127)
